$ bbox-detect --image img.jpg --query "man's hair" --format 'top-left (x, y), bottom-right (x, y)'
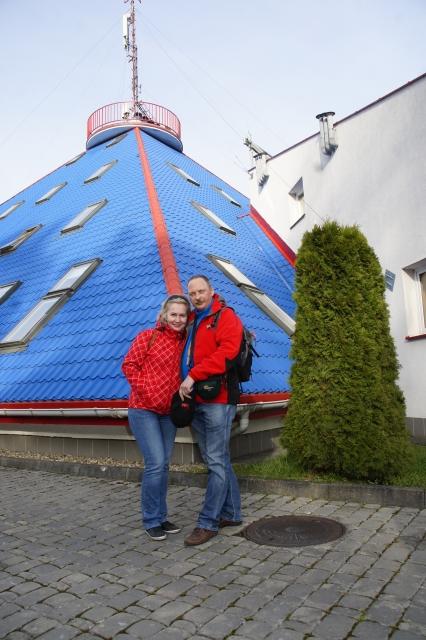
top-left (187, 274), bottom-right (213, 288)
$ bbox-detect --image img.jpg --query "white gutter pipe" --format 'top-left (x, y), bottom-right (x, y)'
top-left (0, 400), bottom-right (289, 425)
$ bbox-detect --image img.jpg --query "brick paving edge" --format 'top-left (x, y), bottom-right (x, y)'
top-left (0, 455), bottom-right (424, 509)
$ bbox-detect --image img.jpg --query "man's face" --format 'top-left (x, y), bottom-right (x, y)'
top-left (188, 278), bottom-right (214, 312)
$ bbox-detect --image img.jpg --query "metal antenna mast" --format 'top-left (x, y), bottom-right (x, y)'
top-left (123, 0), bottom-right (148, 118)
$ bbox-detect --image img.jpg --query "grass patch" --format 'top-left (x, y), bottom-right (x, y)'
top-left (234, 443), bottom-right (426, 488)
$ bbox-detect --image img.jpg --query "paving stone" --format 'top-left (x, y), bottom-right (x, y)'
top-left (150, 601), bottom-right (194, 625)
top-left (311, 612), bottom-right (355, 638)
top-left (126, 619), bottom-right (166, 638)
top-left (197, 612), bottom-right (245, 639)
top-left (89, 612), bottom-right (140, 638)
top-left (183, 605), bottom-right (217, 627)
top-left (21, 617), bottom-right (58, 636)
top-left (234, 619), bottom-right (275, 638)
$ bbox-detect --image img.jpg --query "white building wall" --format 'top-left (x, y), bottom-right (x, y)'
top-left (250, 76), bottom-right (426, 421)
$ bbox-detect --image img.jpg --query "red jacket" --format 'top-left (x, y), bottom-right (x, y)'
top-left (122, 322), bottom-right (186, 413)
top-left (188, 294), bottom-right (243, 404)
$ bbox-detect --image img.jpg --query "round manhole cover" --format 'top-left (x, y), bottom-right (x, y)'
top-left (242, 515), bottom-right (345, 547)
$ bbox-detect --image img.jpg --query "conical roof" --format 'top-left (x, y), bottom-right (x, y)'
top-left (0, 126), bottom-right (295, 405)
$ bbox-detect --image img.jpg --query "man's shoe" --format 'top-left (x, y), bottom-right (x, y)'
top-left (161, 520), bottom-right (181, 534)
top-left (219, 518), bottom-right (243, 528)
top-left (145, 526), bottom-right (167, 541)
top-left (184, 527), bottom-right (218, 546)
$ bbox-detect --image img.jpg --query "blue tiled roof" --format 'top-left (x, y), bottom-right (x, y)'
top-left (0, 129), bottom-right (295, 402)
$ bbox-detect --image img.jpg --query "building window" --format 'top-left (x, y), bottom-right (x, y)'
top-left (61, 199), bottom-right (108, 234)
top-left (0, 201), bottom-right (25, 220)
top-left (208, 254), bottom-right (295, 336)
top-left (211, 185), bottom-right (241, 207)
top-left (168, 163), bottom-right (200, 186)
top-left (402, 259), bottom-right (426, 338)
top-left (0, 225), bottom-right (42, 255)
top-left (84, 160), bottom-right (117, 184)
top-left (191, 201), bottom-right (236, 235)
top-left (288, 177), bottom-right (305, 228)
top-left (106, 133), bottom-right (127, 147)
top-left (35, 182), bottom-right (67, 204)
top-left (0, 259), bottom-right (102, 352)
top-left (0, 281), bottom-right (21, 304)
top-left (65, 152), bottom-right (85, 166)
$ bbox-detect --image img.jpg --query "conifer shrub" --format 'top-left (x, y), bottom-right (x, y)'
top-left (281, 221), bottom-right (411, 482)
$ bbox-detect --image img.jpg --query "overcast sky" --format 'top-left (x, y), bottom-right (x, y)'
top-left (0, 0), bottom-right (425, 206)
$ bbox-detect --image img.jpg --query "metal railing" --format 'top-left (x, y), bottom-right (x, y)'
top-left (87, 101), bottom-right (181, 141)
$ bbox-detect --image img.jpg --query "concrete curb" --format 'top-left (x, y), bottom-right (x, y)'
top-left (0, 455), bottom-right (424, 509)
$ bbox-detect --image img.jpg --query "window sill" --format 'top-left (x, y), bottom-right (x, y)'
top-left (405, 333), bottom-right (426, 341)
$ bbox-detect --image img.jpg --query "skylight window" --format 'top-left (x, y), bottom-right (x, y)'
top-left (0, 281), bottom-right (21, 304)
top-left (84, 160), bottom-right (117, 184)
top-left (0, 201), bottom-right (25, 220)
top-left (0, 225), bottom-right (42, 255)
top-left (211, 185), bottom-right (241, 207)
top-left (168, 163), bottom-right (200, 186)
top-left (61, 199), bottom-right (108, 234)
top-left (106, 133), bottom-right (127, 147)
top-left (65, 152), bottom-right (85, 166)
top-left (0, 259), bottom-right (101, 352)
top-left (35, 182), bottom-right (67, 204)
top-left (191, 201), bottom-right (236, 235)
top-left (208, 254), bottom-right (295, 336)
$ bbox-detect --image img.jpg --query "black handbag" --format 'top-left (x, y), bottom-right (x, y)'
top-left (170, 391), bottom-right (195, 428)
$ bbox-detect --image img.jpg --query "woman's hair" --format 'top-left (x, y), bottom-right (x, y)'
top-left (157, 294), bottom-right (191, 323)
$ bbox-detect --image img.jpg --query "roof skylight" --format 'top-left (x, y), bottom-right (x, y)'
top-left (0, 259), bottom-right (102, 352)
top-left (35, 182), bottom-right (67, 205)
top-left (211, 185), bottom-right (241, 207)
top-left (106, 133), bottom-right (128, 147)
top-left (191, 201), bottom-right (236, 235)
top-left (84, 160), bottom-right (117, 184)
top-left (0, 225), bottom-right (42, 255)
top-left (208, 254), bottom-right (295, 336)
top-left (0, 281), bottom-right (21, 304)
top-left (61, 199), bottom-right (108, 234)
top-left (65, 152), bottom-right (85, 166)
top-left (168, 163), bottom-right (200, 186)
top-left (0, 201), bottom-right (25, 220)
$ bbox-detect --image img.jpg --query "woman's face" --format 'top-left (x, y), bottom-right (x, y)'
top-left (165, 302), bottom-right (188, 332)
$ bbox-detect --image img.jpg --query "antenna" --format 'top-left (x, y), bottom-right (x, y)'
top-left (123, 0), bottom-right (149, 119)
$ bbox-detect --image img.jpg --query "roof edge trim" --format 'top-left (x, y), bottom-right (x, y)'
top-left (249, 206), bottom-right (296, 266)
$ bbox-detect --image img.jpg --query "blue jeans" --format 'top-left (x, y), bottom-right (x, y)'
top-left (128, 409), bottom-right (177, 529)
top-left (191, 403), bottom-right (241, 531)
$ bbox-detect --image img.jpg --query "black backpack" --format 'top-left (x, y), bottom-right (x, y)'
top-left (211, 309), bottom-right (259, 383)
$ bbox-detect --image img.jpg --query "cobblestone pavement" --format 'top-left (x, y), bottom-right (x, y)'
top-left (1, 467), bottom-right (425, 640)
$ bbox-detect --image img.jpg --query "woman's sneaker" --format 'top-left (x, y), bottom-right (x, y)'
top-left (161, 521), bottom-right (181, 534)
top-left (145, 526), bottom-right (167, 541)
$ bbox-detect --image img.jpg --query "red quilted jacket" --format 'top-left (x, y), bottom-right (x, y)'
top-left (188, 294), bottom-right (243, 404)
top-left (122, 322), bottom-right (186, 413)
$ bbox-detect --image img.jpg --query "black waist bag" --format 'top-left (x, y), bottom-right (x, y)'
top-left (195, 375), bottom-right (222, 400)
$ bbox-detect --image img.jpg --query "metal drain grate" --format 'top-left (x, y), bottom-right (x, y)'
top-left (242, 515), bottom-right (345, 547)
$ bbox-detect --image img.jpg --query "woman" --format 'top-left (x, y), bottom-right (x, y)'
top-left (122, 294), bottom-right (190, 541)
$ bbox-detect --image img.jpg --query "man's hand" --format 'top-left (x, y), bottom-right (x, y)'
top-left (179, 375), bottom-right (195, 400)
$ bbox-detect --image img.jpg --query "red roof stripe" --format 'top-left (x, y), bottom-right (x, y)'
top-left (134, 128), bottom-right (183, 294)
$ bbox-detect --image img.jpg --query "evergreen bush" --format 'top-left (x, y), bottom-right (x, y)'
top-left (281, 221), bottom-right (411, 482)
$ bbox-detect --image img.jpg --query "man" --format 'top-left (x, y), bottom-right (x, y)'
top-left (179, 275), bottom-right (243, 546)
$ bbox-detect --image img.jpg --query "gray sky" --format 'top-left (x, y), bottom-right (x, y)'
top-left (0, 0), bottom-right (425, 205)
